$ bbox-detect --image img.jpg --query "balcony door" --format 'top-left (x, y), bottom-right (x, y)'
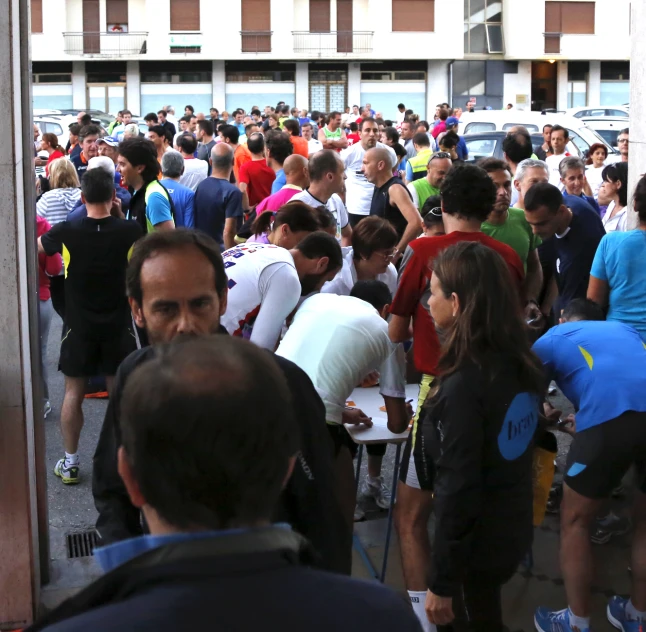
top-left (83, 0), bottom-right (100, 54)
top-left (87, 83), bottom-right (126, 115)
top-left (337, 0), bottom-right (353, 53)
top-left (309, 69), bottom-right (347, 113)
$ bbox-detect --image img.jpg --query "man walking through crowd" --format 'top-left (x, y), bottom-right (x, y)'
top-left (238, 132), bottom-right (276, 211)
top-left (71, 124), bottom-right (100, 181)
top-left (177, 133), bottom-right (208, 192)
top-left (407, 152), bottom-right (452, 212)
top-left (319, 111), bottom-right (348, 152)
top-left (160, 150), bottom-right (195, 228)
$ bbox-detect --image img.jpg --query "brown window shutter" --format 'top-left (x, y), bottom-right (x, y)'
top-left (392, 0), bottom-right (434, 32)
top-left (83, 0), bottom-right (100, 53)
top-left (106, 0), bottom-right (129, 25)
top-left (337, 0), bottom-right (353, 51)
top-left (545, 2), bottom-right (562, 32)
top-left (32, 0), bottom-right (43, 33)
top-left (310, 0), bottom-right (331, 32)
top-left (561, 1), bottom-right (595, 34)
top-left (241, 0), bottom-right (270, 30)
top-left (170, 0), bottom-right (200, 31)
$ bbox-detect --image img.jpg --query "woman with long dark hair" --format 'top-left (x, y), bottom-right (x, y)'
top-left (598, 162), bottom-right (628, 232)
top-left (423, 241), bottom-right (544, 632)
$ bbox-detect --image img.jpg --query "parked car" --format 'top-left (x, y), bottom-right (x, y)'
top-left (579, 116), bottom-right (629, 149)
top-left (566, 105), bottom-right (629, 119)
top-left (33, 115), bottom-right (71, 149)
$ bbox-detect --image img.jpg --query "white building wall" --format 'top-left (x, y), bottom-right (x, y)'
top-left (212, 60), bottom-right (226, 112)
top-left (503, 61), bottom-right (532, 110)
top-left (588, 60), bottom-right (601, 107)
top-left (126, 61), bottom-right (140, 115)
top-left (295, 62), bottom-right (310, 110)
top-left (71, 61), bottom-right (86, 109)
top-left (557, 60), bottom-right (569, 111)
top-left (426, 60), bottom-right (449, 119)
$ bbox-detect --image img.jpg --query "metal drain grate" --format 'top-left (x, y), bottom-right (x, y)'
top-left (65, 529), bottom-right (99, 559)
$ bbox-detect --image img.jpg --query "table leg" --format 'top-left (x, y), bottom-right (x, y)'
top-left (380, 443), bottom-right (402, 583)
top-left (354, 444), bottom-right (364, 497)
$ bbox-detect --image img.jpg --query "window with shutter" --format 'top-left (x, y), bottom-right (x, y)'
top-left (544, 1), bottom-right (595, 34)
top-left (83, 0), bottom-right (100, 53)
top-left (170, 0), bottom-right (200, 31)
top-left (32, 0), bottom-right (43, 33)
top-left (337, 0), bottom-right (353, 52)
top-left (241, 0), bottom-right (271, 52)
top-left (310, 0), bottom-right (331, 32)
top-left (392, 0), bottom-right (434, 32)
top-left (106, 0), bottom-right (129, 28)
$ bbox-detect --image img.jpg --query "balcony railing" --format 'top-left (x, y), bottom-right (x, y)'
top-left (241, 30), bottom-right (272, 53)
top-left (544, 32), bottom-right (562, 55)
top-left (292, 31), bottom-right (373, 55)
top-left (63, 32), bottom-right (148, 56)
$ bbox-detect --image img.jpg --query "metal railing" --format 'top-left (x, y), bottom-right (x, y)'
top-left (240, 30), bottom-right (272, 53)
top-left (292, 31), bottom-right (373, 55)
top-left (63, 32), bottom-right (148, 56)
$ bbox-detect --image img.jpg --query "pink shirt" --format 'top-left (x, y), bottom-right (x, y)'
top-left (255, 185), bottom-right (302, 214)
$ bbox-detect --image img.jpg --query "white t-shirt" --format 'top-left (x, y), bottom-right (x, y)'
top-left (292, 190), bottom-right (349, 242)
top-left (322, 247), bottom-right (398, 298)
top-left (545, 153), bottom-right (568, 188)
top-left (308, 138), bottom-right (323, 155)
top-left (340, 142), bottom-right (397, 217)
top-left (602, 202), bottom-right (627, 232)
top-left (277, 293), bottom-right (406, 424)
top-left (179, 157), bottom-right (208, 192)
top-left (221, 243), bottom-right (302, 350)
top-left (586, 165), bottom-right (605, 199)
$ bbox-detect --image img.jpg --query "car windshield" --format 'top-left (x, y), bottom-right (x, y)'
top-left (579, 125), bottom-right (618, 154)
top-left (464, 122), bottom-right (496, 134)
top-left (465, 138), bottom-right (497, 161)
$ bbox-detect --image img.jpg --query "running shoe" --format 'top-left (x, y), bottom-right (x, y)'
top-left (43, 400), bottom-right (52, 419)
top-left (546, 482), bottom-right (563, 514)
top-left (607, 596), bottom-right (644, 631)
top-left (534, 607), bottom-right (590, 632)
top-left (591, 512), bottom-right (631, 545)
top-left (363, 476), bottom-right (392, 510)
top-left (54, 458), bottom-right (79, 485)
top-left (354, 504), bottom-right (365, 522)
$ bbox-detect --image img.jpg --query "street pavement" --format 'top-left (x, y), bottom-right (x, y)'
top-left (43, 312), bottom-right (632, 629)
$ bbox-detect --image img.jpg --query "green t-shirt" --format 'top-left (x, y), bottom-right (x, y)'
top-left (411, 179), bottom-right (440, 212)
top-left (481, 207), bottom-right (540, 273)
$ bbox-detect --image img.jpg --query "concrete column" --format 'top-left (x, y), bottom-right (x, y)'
top-left (588, 61), bottom-right (601, 107)
top-left (426, 60), bottom-right (449, 119)
top-left (99, 0), bottom-right (107, 29)
top-left (556, 60), bottom-right (568, 111)
top-left (72, 61), bottom-right (86, 110)
top-left (0, 0), bottom-right (46, 625)
top-left (212, 60), bottom-right (225, 112)
top-left (295, 62), bottom-right (309, 110)
top-left (627, 3), bottom-right (646, 229)
top-left (347, 62), bottom-right (361, 109)
top-left (126, 61), bottom-right (140, 115)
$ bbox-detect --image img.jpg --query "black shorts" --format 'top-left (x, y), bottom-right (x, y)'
top-left (565, 410), bottom-right (646, 499)
top-left (399, 374), bottom-right (435, 491)
top-left (60, 326), bottom-right (137, 378)
top-left (326, 424), bottom-right (387, 460)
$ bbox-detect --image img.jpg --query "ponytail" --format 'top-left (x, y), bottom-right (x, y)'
top-left (250, 201), bottom-right (320, 237)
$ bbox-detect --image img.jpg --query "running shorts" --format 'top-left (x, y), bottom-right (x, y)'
top-left (60, 326), bottom-right (137, 378)
top-left (399, 373), bottom-right (435, 491)
top-left (565, 410), bottom-right (646, 499)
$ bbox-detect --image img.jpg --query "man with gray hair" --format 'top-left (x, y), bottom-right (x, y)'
top-left (160, 150), bottom-right (195, 228)
top-left (193, 143), bottom-right (243, 250)
top-left (559, 155), bottom-right (600, 215)
top-left (513, 158), bottom-right (550, 211)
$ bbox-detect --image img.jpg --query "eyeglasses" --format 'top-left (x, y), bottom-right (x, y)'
top-left (375, 248), bottom-right (398, 261)
top-left (617, 138), bottom-right (629, 144)
top-left (430, 152), bottom-right (451, 161)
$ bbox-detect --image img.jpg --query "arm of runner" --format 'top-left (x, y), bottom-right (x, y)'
top-left (406, 182), bottom-right (420, 211)
top-left (587, 235), bottom-right (609, 309)
top-left (147, 189), bottom-right (175, 231)
top-left (251, 263), bottom-right (302, 350)
top-left (389, 184), bottom-right (423, 254)
top-left (224, 188), bottom-right (244, 249)
top-left (340, 222), bottom-right (352, 247)
top-left (379, 341), bottom-right (409, 434)
top-left (523, 249), bottom-right (543, 318)
top-left (184, 191), bottom-right (195, 228)
top-left (405, 161), bottom-right (414, 183)
top-left (335, 130), bottom-right (349, 150)
top-left (39, 222), bottom-right (65, 256)
top-left (223, 217), bottom-right (238, 251)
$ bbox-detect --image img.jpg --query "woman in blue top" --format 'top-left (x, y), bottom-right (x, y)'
top-left (588, 174), bottom-right (646, 341)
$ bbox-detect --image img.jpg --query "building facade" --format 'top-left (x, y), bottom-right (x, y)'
top-left (30, 0), bottom-right (631, 120)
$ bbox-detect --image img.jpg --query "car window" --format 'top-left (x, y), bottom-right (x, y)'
top-left (44, 123), bottom-right (63, 136)
top-left (465, 138), bottom-right (497, 161)
top-left (464, 122), bottom-right (496, 134)
top-left (568, 132), bottom-right (589, 158)
top-left (596, 129), bottom-right (620, 147)
top-left (607, 109), bottom-right (628, 117)
top-left (502, 123), bottom-right (539, 133)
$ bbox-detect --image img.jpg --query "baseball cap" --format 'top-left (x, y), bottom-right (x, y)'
top-left (96, 136), bottom-right (119, 147)
top-left (87, 156), bottom-right (115, 177)
top-left (446, 117), bottom-right (460, 127)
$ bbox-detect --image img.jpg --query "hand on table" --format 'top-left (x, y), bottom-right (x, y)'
top-left (342, 407), bottom-right (373, 428)
top-left (425, 590), bottom-right (454, 626)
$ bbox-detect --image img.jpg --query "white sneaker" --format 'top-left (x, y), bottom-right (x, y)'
top-left (354, 504), bottom-right (365, 522)
top-left (363, 476), bottom-right (391, 510)
top-left (44, 400), bottom-right (52, 418)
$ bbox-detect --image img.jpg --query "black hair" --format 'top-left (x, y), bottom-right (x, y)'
top-left (413, 132), bottom-right (430, 147)
top-left (79, 124), bottom-right (101, 141)
top-left (251, 201), bottom-right (320, 237)
top-left (313, 206), bottom-right (337, 234)
top-left (198, 119), bottom-right (214, 136)
top-left (620, 127), bottom-right (629, 136)
top-left (118, 137), bottom-right (161, 182)
top-left (251, 108), bottom-right (261, 117)
top-left (295, 231), bottom-right (343, 273)
top-left (177, 133), bottom-right (198, 155)
top-left (542, 124), bottom-right (553, 133)
top-left (393, 143), bottom-right (407, 160)
top-left (440, 130), bottom-right (459, 150)
top-left (148, 124), bottom-right (167, 139)
top-left (220, 124), bottom-right (240, 144)
top-left (68, 123), bottom-right (81, 136)
top-left (180, 114), bottom-right (192, 124)
top-left (127, 229), bottom-right (227, 305)
top-left (144, 112), bottom-right (159, 123)
top-left (120, 335), bottom-right (297, 530)
top-left (524, 182), bottom-right (563, 214)
top-left (265, 130), bottom-right (293, 165)
top-left (360, 117), bottom-right (376, 130)
top-left (247, 132), bottom-right (265, 155)
top-left (184, 105), bottom-right (195, 114)
top-left (308, 150), bottom-right (341, 182)
top-left (550, 124), bottom-right (569, 140)
top-left (243, 123), bottom-right (257, 136)
top-left (350, 280), bottom-right (392, 312)
top-left (79, 113), bottom-right (92, 126)
top-left (421, 195), bottom-right (443, 226)
top-left (502, 130), bottom-right (533, 164)
top-left (477, 157), bottom-right (511, 174)
top-left (602, 162), bottom-right (629, 207)
top-left (383, 127), bottom-right (399, 144)
top-left (635, 175), bottom-right (646, 224)
top-left (561, 298), bottom-right (605, 322)
top-left (440, 164), bottom-right (496, 222)
top-left (81, 168), bottom-right (114, 204)
top-left (397, 103), bottom-right (406, 109)
top-left (283, 119), bottom-right (300, 136)
top-left (349, 122), bottom-right (358, 132)
top-left (418, 120), bottom-right (430, 131)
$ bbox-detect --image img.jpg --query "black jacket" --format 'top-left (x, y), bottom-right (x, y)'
top-left (423, 356), bottom-right (536, 596)
top-left (92, 330), bottom-right (351, 574)
top-left (25, 528), bottom-right (422, 632)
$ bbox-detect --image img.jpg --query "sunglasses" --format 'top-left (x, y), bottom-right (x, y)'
top-left (430, 152), bottom-right (452, 161)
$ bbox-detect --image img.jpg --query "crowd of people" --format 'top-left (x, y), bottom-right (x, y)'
top-left (29, 99), bottom-right (646, 632)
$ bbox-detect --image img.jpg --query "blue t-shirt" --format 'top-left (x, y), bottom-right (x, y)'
top-left (563, 192), bottom-right (600, 216)
top-left (591, 230), bottom-right (646, 341)
top-left (549, 196), bottom-right (605, 314)
top-left (271, 169), bottom-right (286, 194)
top-left (193, 177), bottom-right (243, 249)
top-left (533, 321), bottom-right (646, 431)
top-left (160, 178), bottom-right (195, 228)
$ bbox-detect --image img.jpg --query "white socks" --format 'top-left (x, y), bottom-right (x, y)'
top-left (408, 591), bottom-right (436, 632)
top-left (65, 451), bottom-right (79, 467)
top-left (568, 607), bottom-right (590, 630)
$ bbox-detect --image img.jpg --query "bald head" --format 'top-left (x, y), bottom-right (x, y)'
top-left (362, 147), bottom-right (395, 185)
top-left (368, 147), bottom-right (392, 169)
top-left (210, 142), bottom-right (234, 176)
top-left (283, 154), bottom-right (310, 189)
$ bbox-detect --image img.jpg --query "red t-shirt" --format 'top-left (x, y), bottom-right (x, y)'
top-left (390, 232), bottom-right (525, 376)
top-left (238, 159), bottom-right (276, 207)
top-left (347, 133), bottom-right (360, 146)
top-left (45, 150), bottom-right (65, 177)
